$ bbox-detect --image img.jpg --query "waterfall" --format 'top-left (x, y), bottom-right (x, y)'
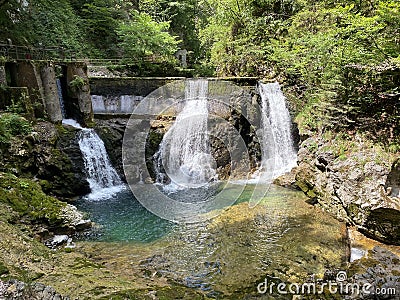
top-left (56, 79), bottom-right (66, 118)
top-left (57, 75), bottom-right (123, 200)
top-left (155, 79), bottom-right (217, 190)
top-left (78, 129), bottom-right (123, 200)
top-left (62, 118), bottom-right (123, 200)
top-left (259, 82), bottom-right (297, 178)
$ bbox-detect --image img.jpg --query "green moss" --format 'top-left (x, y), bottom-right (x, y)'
top-left (306, 189), bottom-right (317, 198)
top-left (0, 113), bottom-right (32, 146)
top-left (72, 257), bottom-right (103, 270)
top-left (0, 173), bottom-right (66, 225)
top-left (156, 286), bottom-right (206, 300)
top-left (0, 260), bottom-right (9, 275)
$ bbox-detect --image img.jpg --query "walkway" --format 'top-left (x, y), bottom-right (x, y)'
top-left (0, 43), bottom-right (158, 65)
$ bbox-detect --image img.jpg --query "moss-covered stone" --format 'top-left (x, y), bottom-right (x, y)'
top-left (0, 260), bottom-right (9, 275)
top-left (294, 133), bottom-right (400, 244)
top-left (0, 173), bottom-right (66, 226)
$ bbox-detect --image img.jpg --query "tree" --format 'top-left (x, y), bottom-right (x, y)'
top-left (117, 10), bottom-right (180, 61)
top-left (140, 0), bottom-right (208, 61)
top-left (80, 0), bottom-right (121, 57)
top-left (0, 0), bottom-right (85, 54)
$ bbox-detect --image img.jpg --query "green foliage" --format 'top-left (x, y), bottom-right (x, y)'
top-left (79, 0), bottom-right (121, 57)
top-left (0, 0), bottom-right (86, 54)
top-left (140, 0), bottom-right (206, 59)
top-left (198, 0), bottom-right (400, 135)
top-left (0, 113), bottom-right (32, 146)
top-left (69, 75), bottom-right (86, 91)
top-left (117, 10), bottom-right (180, 61)
top-left (199, 0), bottom-right (303, 76)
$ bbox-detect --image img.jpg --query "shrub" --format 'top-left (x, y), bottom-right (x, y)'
top-left (0, 113), bottom-right (32, 146)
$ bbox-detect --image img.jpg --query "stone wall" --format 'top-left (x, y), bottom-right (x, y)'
top-left (1, 61), bottom-right (93, 125)
top-left (89, 77), bottom-right (259, 116)
top-left (90, 77), bottom-right (185, 115)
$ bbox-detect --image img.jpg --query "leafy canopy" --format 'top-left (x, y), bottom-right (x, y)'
top-left (117, 10), bottom-right (180, 61)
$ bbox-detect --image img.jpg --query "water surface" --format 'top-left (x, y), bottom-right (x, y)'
top-left (76, 184), bottom-right (347, 297)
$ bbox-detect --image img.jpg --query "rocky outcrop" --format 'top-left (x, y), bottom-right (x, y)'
top-left (0, 173), bottom-right (91, 238)
top-left (0, 121), bottom-right (89, 198)
top-left (346, 246), bottom-right (400, 299)
top-left (0, 280), bottom-right (70, 300)
top-left (293, 134), bottom-right (400, 245)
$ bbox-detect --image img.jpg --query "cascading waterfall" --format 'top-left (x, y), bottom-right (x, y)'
top-left (155, 79), bottom-right (217, 190)
top-left (78, 129), bottom-right (122, 190)
top-left (77, 128), bottom-right (124, 200)
top-left (259, 82), bottom-right (297, 178)
top-left (56, 78), bottom-right (66, 119)
top-left (58, 79), bottom-right (123, 200)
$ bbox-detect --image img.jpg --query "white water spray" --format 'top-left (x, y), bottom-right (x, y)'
top-left (61, 119), bottom-right (124, 200)
top-left (259, 82), bottom-right (297, 178)
top-left (155, 79), bottom-right (217, 190)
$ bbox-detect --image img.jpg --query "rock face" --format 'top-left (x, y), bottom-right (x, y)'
top-left (293, 134), bottom-right (400, 245)
top-left (0, 280), bottom-right (70, 300)
top-left (0, 121), bottom-right (90, 198)
top-left (347, 246), bottom-right (400, 300)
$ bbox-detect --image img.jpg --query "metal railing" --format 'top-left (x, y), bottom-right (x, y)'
top-left (0, 43), bottom-right (78, 61)
top-left (0, 43), bottom-right (162, 66)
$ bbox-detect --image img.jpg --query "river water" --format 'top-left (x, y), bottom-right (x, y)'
top-left (75, 183), bottom-right (347, 298)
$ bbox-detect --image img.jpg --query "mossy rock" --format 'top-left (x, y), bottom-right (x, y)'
top-left (0, 260), bottom-right (9, 275)
top-left (0, 172), bottom-right (66, 226)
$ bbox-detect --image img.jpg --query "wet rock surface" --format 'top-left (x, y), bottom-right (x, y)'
top-left (94, 118), bottom-right (128, 180)
top-left (346, 246), bottom-right (400, 300)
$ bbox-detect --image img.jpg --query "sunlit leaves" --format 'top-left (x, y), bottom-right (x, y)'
top-left (117, 11), bottom-right (180, 60)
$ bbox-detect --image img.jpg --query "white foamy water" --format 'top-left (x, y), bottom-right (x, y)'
top-left (259, 82), bottom-right (297, 179)
top-left (155, 79), bottom-right (217, 191)
top-left (78, 129), bottom-right (124, 200)
top-left (62, 119), bottom-right (83, 129)
top-left (62, 119), bottom-right (124, 200)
